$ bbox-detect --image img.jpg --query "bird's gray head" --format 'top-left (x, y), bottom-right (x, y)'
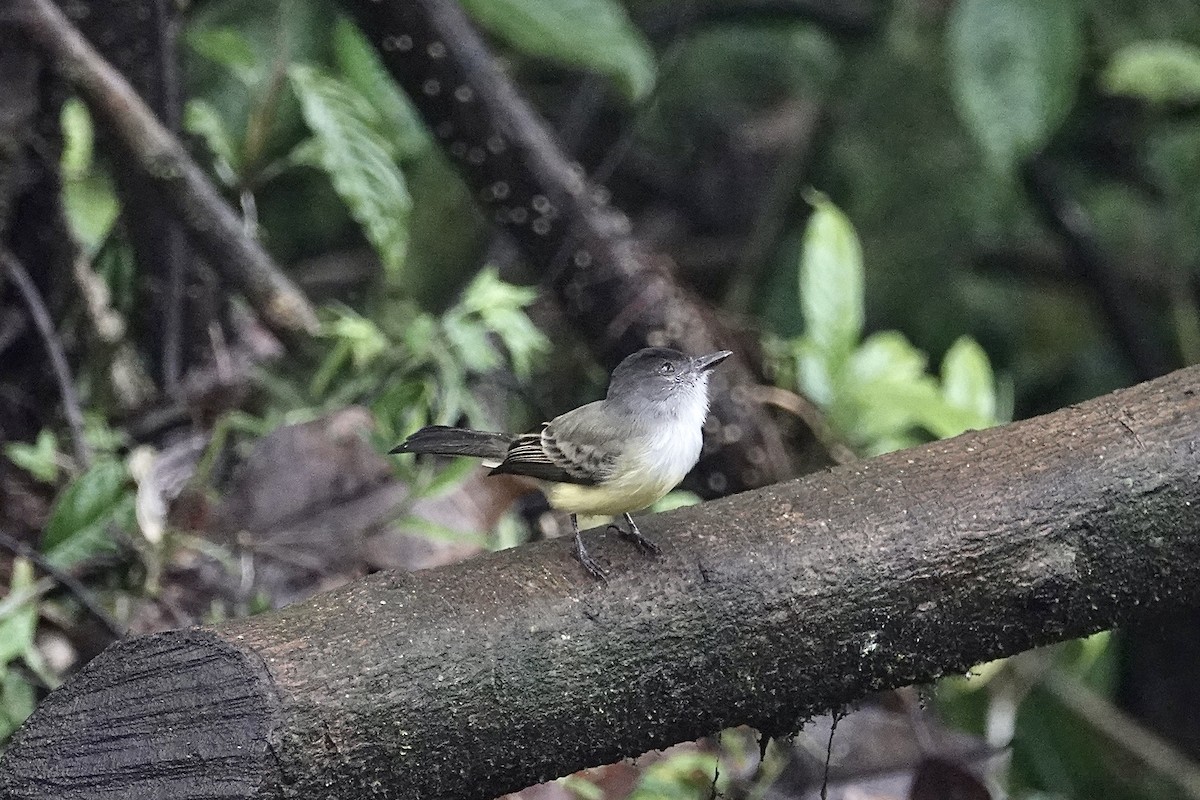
top-left (606, 347), bottom-right (733, 418)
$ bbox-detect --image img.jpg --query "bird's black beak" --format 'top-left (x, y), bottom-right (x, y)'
top-left (694, 350), bottom-right (733, 371)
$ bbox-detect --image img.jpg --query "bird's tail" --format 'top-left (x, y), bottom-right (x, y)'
top-left (389, 425), bottom-right (513, 461)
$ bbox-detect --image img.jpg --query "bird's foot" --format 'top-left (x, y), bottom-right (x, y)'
top-left (609, 515), bottom-right (661, 556)
top-left (574, 533), bottom-right (608, 583)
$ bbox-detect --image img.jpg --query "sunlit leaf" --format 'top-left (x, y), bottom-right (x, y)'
top-left (1101, 41), bottom-right (1200, 105)
top-left (459, 0), bottom-right (656, 100)
top-left (794, 338), bottom-right (835, 407)
top-left (60, 101), bottom-right (117, 252)
top-left (846, 331), bottom-right (928, 387)
top-left (941, 336), bottom-right (997, 426)
top-left (60, 98), bottom-right (93, 180)
top-left (0, 560), bottom-right (38, 668)
top-left (3, 429), bottom-right (60, 485)
top-left (0, 667), bottom-right (36, 741)
top-left (290, 65), bottom-right (411, 274)
top-left (798, 190), bottom-right (864, 368)
top-left (948, 0), bottom-right (1082, 174)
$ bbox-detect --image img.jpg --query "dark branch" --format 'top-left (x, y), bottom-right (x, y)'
top-left (12, 0), bottom-right (318, 338)
top-left (0, 531), bottom-right (123, 641)
top-left (339, 0), bottom-right (810, 493)
top-left (3, 364), bottom-right (1199, 798)
top-left (1022, 155), bottom-right (1175, 381)
top-left (0, 249), bottom-right (91, 468)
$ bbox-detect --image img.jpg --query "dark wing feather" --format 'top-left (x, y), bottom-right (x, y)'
top-left (489, 415), bottom-right (620, 485)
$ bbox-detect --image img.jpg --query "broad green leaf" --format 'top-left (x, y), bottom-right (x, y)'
top-left (4, 429), bottom-right (60, 484)
top-left (60, 98), bottom-right (93, 180)
top-left (332, 17), bottom-right (428, 159)
top-left (62, 172), bottom-right (119, 255)
top-left (799, 191), bottom-right (864, 368)
top-left (0, 560), bottom-right (37, 668)
top-left (60, 103), bottom-right (119, 252)
top-left (948, 0), bottom-right (1082, 174)
top-left (459, 0), bottom-right (656, 100)
top-left (794, 338), bottom-right (835, 407)
top-left (44, 493), bottom-right (134, 571)
top-left (186, 26), bottom-right (260, 85)
top-left (1101, 41), bottom-right (1200, 106)
top-left (42, 459), bottom-right (131, 568)
top-left (843, 375), bottom-right (944, 446)
top-left (185, 98), bottom-right (239, 171)
top-left (941, 336), bottom-right (997, 426)
top-left (846, 331), bottom-right (928, 388)
top-left (0, 667), bottom-right (36, 741)
top-left (290, 65), bottom-right (411, 273)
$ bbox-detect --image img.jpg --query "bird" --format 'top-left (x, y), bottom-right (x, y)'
top-left (389, 347), bottom-right (732, 580)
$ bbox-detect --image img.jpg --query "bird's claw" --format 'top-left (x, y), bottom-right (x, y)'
top-left (609, 518), bottom-right (661, 555)
top-left (574, 534), bottom-right (608, 583)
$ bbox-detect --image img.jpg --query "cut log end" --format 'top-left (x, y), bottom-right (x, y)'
top-left (1, 629), bottom-right (278, 800)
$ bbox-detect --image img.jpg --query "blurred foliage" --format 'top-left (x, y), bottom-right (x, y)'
top-left (772, 192), bottom-right (1005, 456)
top-left (3, 0), bottom-right (1199, 796)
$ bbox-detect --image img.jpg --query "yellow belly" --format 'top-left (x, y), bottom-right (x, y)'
top-left (545, 469), bottom-right (680, 516)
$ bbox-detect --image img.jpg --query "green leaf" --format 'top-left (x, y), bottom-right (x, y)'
top-left (459, 0), bottom-right (656, 100)
top-left (798, 190), bottom-right (864, 369)
top-left (60, 98), bottom-right (94, 180)
top-left (290, 65), bottom-right (411, 274)
top-left (0, 667), bottom-right (36, 741)
top-left (332, 17), bottom-right (429, 159)
top-left (4, 429), bottom-right (60, 484)
top-left (1101, 41), bottom-right (1200, 106)
top-left (846, 331), bottom-right (928, 388)
top-left (0, 560), bottom-right (38, 668)
top-left (948, 0), bottom-right (1082, 174)
top-left (185, 98), bottom-right (240, 171)
top-left (186, 26), bottom-right (261, 85)
top-left (42, 459), bottom-right (131, 568)
top-left (941, 336), bottom-right (997, 426)
top-left (794, 338), bottom-right (835, 407)
top-left (452, 268), bottom-right (548, 379)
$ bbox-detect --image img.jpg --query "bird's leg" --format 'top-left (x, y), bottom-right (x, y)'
top-left (571, 513), bottom-right (608, 583)
top-left (609, 512), bottom-right (661, 555)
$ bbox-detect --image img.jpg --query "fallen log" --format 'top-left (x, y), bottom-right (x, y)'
top-left (1, 365), bottom-right (1198, 799)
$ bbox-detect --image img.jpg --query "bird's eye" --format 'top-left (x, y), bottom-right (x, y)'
top-left (660, 361), bottom-right (674, 375)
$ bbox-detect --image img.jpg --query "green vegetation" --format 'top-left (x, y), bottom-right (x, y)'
top-left (2, 0), bottom-right (1199, 796)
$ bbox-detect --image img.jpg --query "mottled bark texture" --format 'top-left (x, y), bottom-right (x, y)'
top-left (340, 0), bottom-right (810, 494)
top-left (3, 366), bottom-right (1199, 799)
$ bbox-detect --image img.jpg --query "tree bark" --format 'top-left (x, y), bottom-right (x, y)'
top-left (2, 365), bottom-right (1199, 799)
top-left (11, 0), bottom-right (318, 337)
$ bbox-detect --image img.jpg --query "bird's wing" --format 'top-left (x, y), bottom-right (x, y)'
top-left (489, 402), bottom-right (622, 485)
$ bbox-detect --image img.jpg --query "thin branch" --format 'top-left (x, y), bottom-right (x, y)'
top-left (3, 363), bottom-right (1199, 799)
top-left (1, 249), bottom-right (91, 468)
top-left (0, 531), bottom-right (124, 641)
top-left (1023, 155), bottom-right (1174, 381)
top-left (12, 0), bottom-right (318, 337)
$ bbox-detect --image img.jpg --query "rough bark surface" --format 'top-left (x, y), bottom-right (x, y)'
top-left (3, 366), bottom-right (1199, 799)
